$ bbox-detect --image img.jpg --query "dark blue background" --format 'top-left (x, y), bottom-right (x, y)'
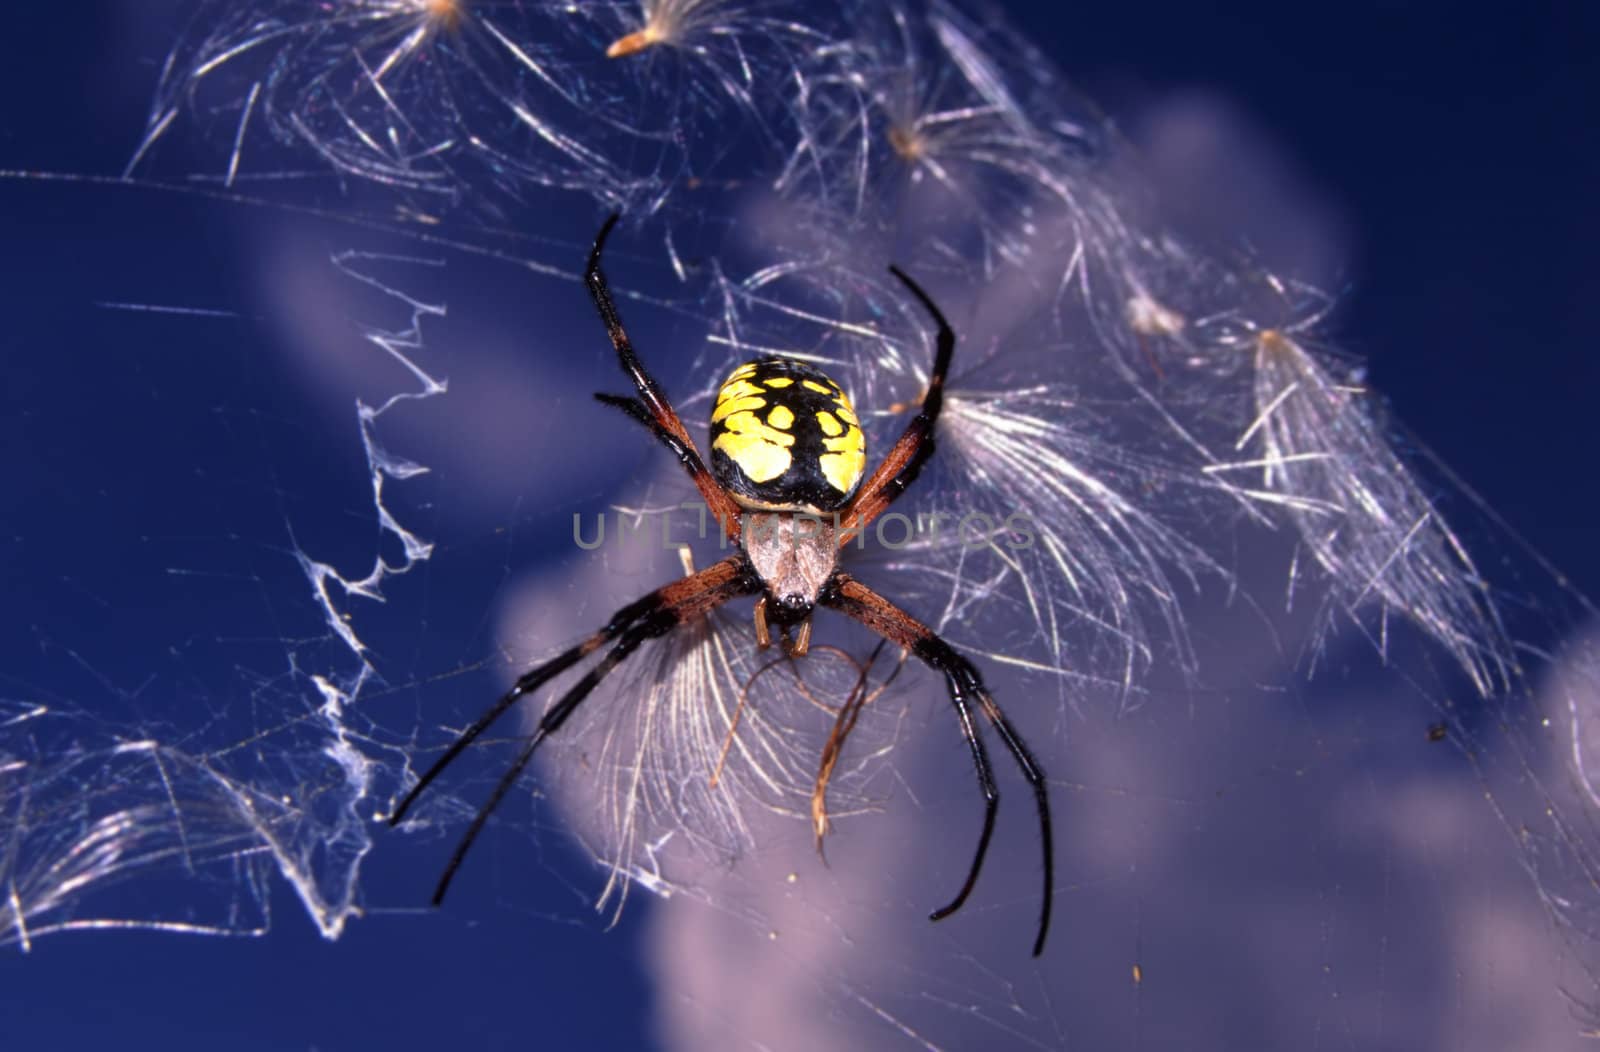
top-left (3, 3), bottom-right (1597, 1049)
top-left (1040, 2), bottom-right (1600, 595)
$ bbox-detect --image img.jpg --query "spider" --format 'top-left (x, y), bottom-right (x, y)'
top-left (388, 214), bottom-right (1055, 956)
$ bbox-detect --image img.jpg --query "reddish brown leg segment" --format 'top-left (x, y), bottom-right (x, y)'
top-left (823, 573), bottom-right (1054, 957)
top-left (586, 213), bottom-right (744, 540)
top-left (391, 554), bottom-right (759, 903)
top-left (837, 264), bottom-right (955, 539)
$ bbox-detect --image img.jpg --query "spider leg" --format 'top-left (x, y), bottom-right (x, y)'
top-left (389, 553), bottom-right (759, 899)
top-left (822, 572), bottom-right (1053, 957)
top-left (428, 618), bottom-right (656, 905)
top-left (593, 393), bottom-right (723, 496)
top-left (586, 213), bottom-right (744, 540)
top-left (837, 265), bottom-right (955, 538)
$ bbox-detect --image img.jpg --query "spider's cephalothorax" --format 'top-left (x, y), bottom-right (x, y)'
top-left (389, 214), bottom-right (1056, 958)
top-left (709, 357), bottom-right (866, 513)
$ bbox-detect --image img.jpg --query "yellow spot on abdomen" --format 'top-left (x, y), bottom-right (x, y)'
top-left (713, 395), bottom-right (766, 423)
top-left (714, 410), bottom-right (794, 483)
top-left (767, 404), bottom-right (794, 429)
top-left (763, 377), bottom-right (794, 388)
top-left (817, 384), bottom-right (865, 494)
top-left (819, 448), bottom-right (865, 494)
top-left (712, 377), bottom-right (768, 424)
top-left (717, 378), bottom-right (764, 402)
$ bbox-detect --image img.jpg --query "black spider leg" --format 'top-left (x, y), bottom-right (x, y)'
top-left (594, 393), bottom-right (707, 485)
top-left (389, 554), bottom-right (759, 901)
top-left (823, 573), bottom-right (1054, 957)
top-left (840, 264), bottom-right (956, 535)
top-left (425, 619), bottom-right (655, 905)
top-left (585, 212), bottom-right (743, 538)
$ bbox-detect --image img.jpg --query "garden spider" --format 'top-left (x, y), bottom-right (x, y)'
top-left (389, 214), bottom-right (1054, 956)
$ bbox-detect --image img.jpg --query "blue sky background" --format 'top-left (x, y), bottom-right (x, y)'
top-left (3, 3), bottom-right (1599, 1049)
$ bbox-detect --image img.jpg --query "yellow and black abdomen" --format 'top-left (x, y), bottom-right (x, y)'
top-left (709, 356), bottom-right (866, 513)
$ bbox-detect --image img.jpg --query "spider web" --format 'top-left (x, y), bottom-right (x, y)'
top-left (4, 2), bottom-right (1600, 1048)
